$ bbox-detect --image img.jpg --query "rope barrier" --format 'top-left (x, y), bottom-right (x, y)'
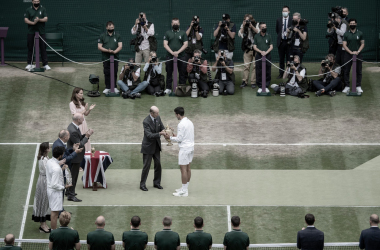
top-left (114, 58), bottom-right (173, 65)
top-left (177, 58), bottom-right (262, 69)
top-left (357, 58), bottom-right (380, 64)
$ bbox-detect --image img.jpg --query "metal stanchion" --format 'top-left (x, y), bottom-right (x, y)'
top-left (169, 57), bottom-right (177, 96)
top-left (0, 27), bottom-right (8, 66)
top-left (347, 54), bottom-right (361, 96)
top-left (106, 55), bottom-right (120, 97)
top-left (30, 32), bottom-right (45, 72)
top-left (257, 55), bottom-right (271, 96)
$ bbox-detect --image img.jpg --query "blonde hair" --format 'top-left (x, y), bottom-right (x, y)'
top-left (149, 51), bottom-right (157, 56)
top-left (293, 12), bottom-right (301, 18)
top-left (59, 211), bottom-right (71, 227)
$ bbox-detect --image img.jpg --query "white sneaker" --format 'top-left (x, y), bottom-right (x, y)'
top-left (114, 88), bottom-right (120, 94)
top-left (44, 65), bottom-right (51, 70)
top-left (270, 84), bottom-right (278, 89)
top-left (173, 189), bottom-right (188, 197)
top-left (25, 64), bottom-right (33, 70)
top-left (257, 88), bottom-right (262, 93)
top-left (164, 89), bottom-right (172, 95)
top-left (265, 88), bottom-right (270, 92)
top-left (175, 188), bottom-right (182, 192)
top-left (342, 87), bottom-right (350, 94)
top-left (103, 89), bottom-right (110, 94)
top-left (356, 87), bottom-right (363, 93)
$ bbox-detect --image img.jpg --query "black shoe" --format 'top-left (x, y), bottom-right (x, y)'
top-left (128, 93), bottom-right (136, 99)
top-left (68, 197), bottom-right (82, 202)
top-left (65, 192), bottom-right (77, 196)
top-left (329, 90), bottom-right (336, 97)
top-left (39, 227), bottom-right (51, 233)
top-left (154, 185), bottom-right (163, 189)
top-left (135, 93), bottom-right (141, 98)
top-left (140, 186), bottom-right (148, 191)
top-left (240, 81), bottom-right (247, 88)
top-left (315, 89), bottom-right (323, 97)
top-left (122, 92), bottom-right (129, 99)
top-left (223, 90), bottom-right (227, 96)
top-left (203, 91), bottom-right (208, 98)
top-left (154, 92), bottom-right (160, 97)
top-left (251, 84), bottom-right (257, 89)
top-left (277, 75), bottom-right (283, 79)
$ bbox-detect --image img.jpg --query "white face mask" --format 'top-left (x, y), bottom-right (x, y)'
top-left (282, 12), bottom-right (289, 17)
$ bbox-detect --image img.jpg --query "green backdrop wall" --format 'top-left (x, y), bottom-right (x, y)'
top-left (1, 0), bottom-right (379, 63)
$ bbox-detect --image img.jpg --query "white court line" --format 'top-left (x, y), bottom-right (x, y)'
top-left (18, 143), bottom-right (40, 241)
top-left (227, 205), bottom-right (231, 232)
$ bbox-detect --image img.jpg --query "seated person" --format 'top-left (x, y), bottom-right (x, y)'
top-left (117, 58), bottom-right (147, 99)
top-left (187, 49), bottom-right (209, 98)
top-left (271, 55), bottom-right (307, 96)
top-left (144, 51), bottom-right (164, 97)
top-left (211, 50), bottom-right (235, 95)
top-left (313, 54), bottom-right (341, 97)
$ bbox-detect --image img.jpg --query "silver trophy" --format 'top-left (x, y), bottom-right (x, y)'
top-left (65, 167), bottom-right (72, 186)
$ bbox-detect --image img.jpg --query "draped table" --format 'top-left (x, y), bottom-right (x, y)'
top-left (82, 151), bottom-right (113, 190)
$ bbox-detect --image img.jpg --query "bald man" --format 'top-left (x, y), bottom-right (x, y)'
top-left (87, 216), bottom-right (115, 250)
top-left (359, 214), bottom-right (380, 250)
top-left (140, 106), bottom-right (166, 191)
top-left (1, 234), bottom-right (21, 250)
top-left (67, 113), bottom-right (94, 202)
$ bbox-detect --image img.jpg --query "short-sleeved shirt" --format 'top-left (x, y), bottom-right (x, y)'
top-left (98, 32), bottom-right (122, 60)
top-left (286, 66), bottom-right (306, 87)
top-left (254, 33), bottom-right (272, 52)
top-left (49, 227), bottom-right (80, 250)
top-left (323, 63), bottom-right (341, 82)
top-left (154, 229), bottom-right (180, 250)
top-left (293, 25), bottom-right (308, 47)
top-left (343, 29), bottom-right (364, 52)
top-left (214, 23), bottom-right (237, 50)
top-left (87, 229), bottom-right (115, 250)
top-left (186, 230), bottom-right (213, 250)
top-left (223, 229), bottom-right (250, 250)
top-left (0, 245), bottom-right (22, 250)
top-left (122, 229), bottom-right (148, 250)
top-left (24, 5), bottom-right (47, 34)
top-left (164, 29), bottom-right (188, 58)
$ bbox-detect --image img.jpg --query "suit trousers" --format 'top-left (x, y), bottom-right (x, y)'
top-left (336, 45), bottom-right (345, 77)
top-left (140, 146), bottom-right (162, 187)
top-left (67, 162), bottom-right (80, 198)
top-left (242, 50), bottom-right (256, 84)
top-left (103, 61), bottom-right (119, 89)
top-left (278, 39), bottom-right (290, 76)
top-left (27, 34), bottom-right (48, 66)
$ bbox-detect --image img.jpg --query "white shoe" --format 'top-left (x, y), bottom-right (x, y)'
top-left (265, 88), bottom-right (270, 92)
top-left (175, 188), bottom-right (182, 192)
top-left (342, 87), bottom-right (350, 94)
top-left (44, 65), bottom-right (51, 70)
top-left (356, 87), bottom-right (363, 93)
top-left (270, 84), bottom-right (278, 89)
top-left (173, 189), bottom-right (188, 197)
top-left (257, 88), bottom-right (262, 93)
top-left (164, 89), bottom-right (172, 95)
top-left (25, 64), bottom-right (33, 70)
top-left (114, 88), bottom-right (120, 94)
top-left (103, 89), bottom-right (110, 94)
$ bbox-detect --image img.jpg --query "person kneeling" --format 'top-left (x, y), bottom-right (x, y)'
top-left (313, 54), bottom-right (341, 97)
top-left (144, 51), bottom-right (165, 97)
top-left (117, 58), bottom-right (147, 99)
top-left (271, 55), bottom-right (307, 97)
top-left (187, 49), bottom-right (209, 98)
top-left (212, 50), bottom-right (235, 95)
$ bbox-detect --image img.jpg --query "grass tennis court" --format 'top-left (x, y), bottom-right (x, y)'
top-left (1, 61), bottom-right (380, 245)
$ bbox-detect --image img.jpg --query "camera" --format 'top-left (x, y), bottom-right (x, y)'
top-left (280, 82), bottom-right (286, 97)
top-left (321, 59), bottom-right (333, 67)
top-left (328, 6), bottom-right (343, 19)
top-left (127, 63), bottom-right (135, 70)
top-left (221, 20), bottom-right (227, 28)
top-left (245, 19), bottom-right (256, 28)
top-left (327, 20), bottom-right (339, 29)
top-left (139, 12), bottom-right (145, 26)
top-left (194, 56), bottom-right (200, 63)
top-left (151, 56), bottom-right (157, 63)
top-left (287, 55), bottom-right (294, 67)
top-left (193, 16), bottom-right (199, 27)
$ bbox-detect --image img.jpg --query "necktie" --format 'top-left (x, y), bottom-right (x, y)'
top-left (154, 119), bottom-right (157, 132)
top-left (283, 18), bottom-right (287, 39)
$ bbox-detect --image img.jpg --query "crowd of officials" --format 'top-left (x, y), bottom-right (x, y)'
top-left (3, 214), bottom-right (380, 250)
top-left (24, 1), bottom-right (365, 98)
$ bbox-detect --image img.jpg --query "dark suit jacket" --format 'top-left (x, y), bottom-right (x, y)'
top-left (297, 227), bottom-right (324, 250)
top-left (52, 138), bottom-right (77, 166)
top-left (140, 115), bottom-right (164, 155)
top-left (276, 16), bottom-right (292, 47)
top-left (359, 227), bottom-right (380, 250)
top-left (67, 123), bottom-right (88, 163)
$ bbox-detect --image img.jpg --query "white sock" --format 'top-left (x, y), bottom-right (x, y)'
top-left (186, 182), bottom-right (189, 190)
top-left (182, 184), bottom-right (187, 191)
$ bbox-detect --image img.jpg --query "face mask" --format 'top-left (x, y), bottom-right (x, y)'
top-left (282, 12), bottom-right (289, 17)
top-left (294, 63), bottom-right (299, 67)
top-left (108, 29), bottom-right (114, 33)
top-left (350, 25), bottom-right (356, 30)
top-left (33, 3), bottom-right (40, 7)
top-left (261, 28), bottom-right (267, 33)
top-left (173, 24), bottom-right (179, 31)
top-left (341, 14), bottom-right (346, 18)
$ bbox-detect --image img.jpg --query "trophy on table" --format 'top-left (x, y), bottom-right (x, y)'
top-left (91, 147), bottom-right (96, 157)
top-left (164, 125), bottom-right (174, 146)
top-left (65, 167), bottom-right (72, 186)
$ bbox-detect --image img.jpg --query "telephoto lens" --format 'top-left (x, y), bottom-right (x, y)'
top-left (151, 57), bottom-right (157, 63)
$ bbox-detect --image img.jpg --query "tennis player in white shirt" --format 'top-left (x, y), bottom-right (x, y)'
top-left (164, 107), bottom-right (194, 197)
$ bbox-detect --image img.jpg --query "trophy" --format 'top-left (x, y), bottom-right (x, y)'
top-left (91, 147), bottom-right (95, 157)
top-left (65, 167), bottom-right (72, 186)
top-left (164, 125), bottom-right (174, 146)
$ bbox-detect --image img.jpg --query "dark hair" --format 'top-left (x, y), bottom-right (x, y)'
top-left (259, 22), bottom-right (266, 27)
top-left (348, 18), bottom-right (357, 24)
top-left (52, 146), bottom-right (65, 159)
top-left (106, 21), bottom-right (114, 27)
top-left (131, 216), bottom-right (141, 228)
top-left (71, 87), bottom-right (86, 108)
top-left (283, 5), bottom-right (290, 11)
top-left (174, 107), bottom-right (185, 116)
top-left (163, 216), bottom-right (172, 227)
top-left (37, 142), bottom-right (49, 160)
top-left (194, 216), bottom-right (203, 228)
top-left (129, 58), bottom-right (135, 63)
top-left (172, 18), bottom-right (179, 22)
top-left (305, 214), bottom-right (315, 225)
top-left (231, 216), bottom-right (240, 227)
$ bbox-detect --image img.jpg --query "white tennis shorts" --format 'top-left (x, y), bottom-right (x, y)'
top-left (178, 149), bottom-right (194, 165)
top-left (47, 189), bottom-right (63, 211)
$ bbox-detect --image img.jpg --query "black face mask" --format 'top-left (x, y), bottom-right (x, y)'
top-left (172, 24), bottom-right (179, 31)
top-left (33, 3), bottom-right (40, 7)
top-left (108, 29), bottom-right (114, 33)
top-left (341, 14), bottom-right (347, 18)
top-left (350, 25), bottom-right (356, 30)
top-left (261, 28), bottom-right (267, 33)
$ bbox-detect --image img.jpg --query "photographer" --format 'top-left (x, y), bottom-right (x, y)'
top-left (271, 55), bottom-right (307, 97)
top-left (117, 58), bottom-right (147, 99)
top-left (238, 14), bottom-right (259, 89)
top-left (313, 54), bottom-right (341, 97)
top-left (287, 12), bottom-right (307, 63)
top-left (212, 50), bottom-right (235, 95)
top-left (327, 15), bottom-right (347, 72)
top-left (187, 49), bottom-right (209, 97)
top-left (143, 51), bottom-right (164, 96)
top-left (342, 7), bottom-right (349, 21)
top-left (213, 14), bottom-right (236, 60)
top-left (253, 22), bottom-right (273, 93)
top-left (131, 12), bottom-right (156, 64)
top-left (185, 16), bottom-right (204, 60)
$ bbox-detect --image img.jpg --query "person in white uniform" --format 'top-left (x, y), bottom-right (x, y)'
top-left (165, 107), bottom-right (194, 197)
top-left (46, 146), bottom-right (71, 230)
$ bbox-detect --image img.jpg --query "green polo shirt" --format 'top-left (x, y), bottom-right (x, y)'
top-left (87, 229), bottom-right (115, 250)
top-left (24, 5), bottom-right (47, 34)
top-left (253, 33), bottom-right (272, 52)
top-left (186, 230), bottom-right (212, 250)
top-left (223, 229), bottom-right (250, 250)
top-left (343, 29), bottom-right (364, 52)
top-left (98, 32), bottom-right (122, 60)
top-left (122, 229), bottom-right (148, 250)
top-left (164, 29), bottom-right (188, 58)
top-left (49, 226), bottom-right (80, 250)
top-left (0, 245), bottom-right (22, 250)
top-left (154, 229), bottom-right (180, 250)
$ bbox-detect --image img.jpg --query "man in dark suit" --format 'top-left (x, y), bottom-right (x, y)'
top-left (67, 113), bottom-right (94, 202)
top-left (297, 214), bottom-right (324, 250)
top-left (276, 5), bottom-right (292, 79)
top-left (359, 214), bottom-right (380, 250)
top-left (140, 106), bottom-right (166, 191)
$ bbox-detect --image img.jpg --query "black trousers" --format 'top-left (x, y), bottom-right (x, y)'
top-left (343, 52), bottom-right (362, 87)
top-left (140, 146), bottom-right (162, 187)
top-left (165, 56), bottom-right (187, 89)
top-left (255, 53), bottom-right (271, 88)
top-left (103, 61), bottom-right (119, 89)
top-left (313, 77), bottom-right (341, 93)
top-left (146, 84), bottom-right (162, 95)
top-left (291, 47), bottom-right (303, 63)
top-left (189, 74), bottom-right (209, 92)
top-left (336, 45), bottom-right (345, 77)
top-left (278, 39), bottom-right (290, 76)
top-left (328, 37), bottom-right (338, 55)
top-left (27, 34), bottom-right (48, 66)
top-left (67, 162), bottom-right (80, 199)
